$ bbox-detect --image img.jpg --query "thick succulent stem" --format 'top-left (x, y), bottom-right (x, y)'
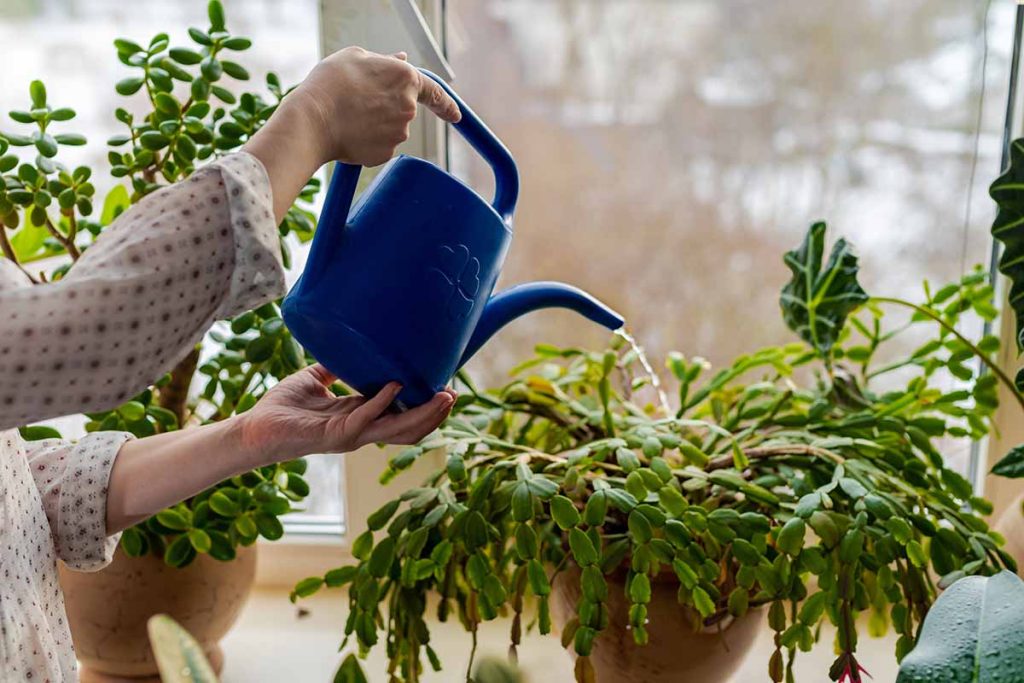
top-left (158, 346), bottom-right (200, 425)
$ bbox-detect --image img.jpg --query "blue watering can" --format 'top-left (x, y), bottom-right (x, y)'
top-left (281, 69), bottom-right (624, 409)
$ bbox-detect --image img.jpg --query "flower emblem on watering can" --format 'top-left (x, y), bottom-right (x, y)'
top-left (428, 244), bottom-right (481, 321)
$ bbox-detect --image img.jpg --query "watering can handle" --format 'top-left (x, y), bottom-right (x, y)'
top-left (418, 68), bottom-right (519, 224)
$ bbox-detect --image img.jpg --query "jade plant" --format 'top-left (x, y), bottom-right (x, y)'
top-left (295, 221), bottom-right (1017, 683)
top-left (0, 1), bottom-right (319, 567)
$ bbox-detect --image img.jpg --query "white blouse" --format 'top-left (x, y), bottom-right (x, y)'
top-left (0, 151), bottom-right (285, 681)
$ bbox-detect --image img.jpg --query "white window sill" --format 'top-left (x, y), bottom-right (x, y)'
top-left (219, 588), bottom-right (902, 681)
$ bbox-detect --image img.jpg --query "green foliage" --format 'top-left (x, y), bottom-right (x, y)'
top-left (298, 225), bottom-right (1013, 683)
top-left (780, 221), bottom-right (868, 358)
top-left (0, 0), bottom-right (320, 567)
top-left (990, 139), bottom-right (1024, 354)
top-left (897, 571), bottom-right (1024, 682)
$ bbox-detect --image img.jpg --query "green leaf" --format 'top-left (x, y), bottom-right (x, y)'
top-left (245, 335), bottom-right (276, 362)
top-left (897, 571), bottom-right (1024, 682)
top-left (115, 77), bottom-right (145, 95)
top-left (366, 499), bottom-right (400, 531)
top-left (54, 133), bottom-right (86, 146)
top-left (992, 444), bottom-right (1024, 478)
top-left (254, 511), bottom-right (284, 540)
top-left (333, 654), bottom-right (369, 683)
top-left (208, 0), bottom-right (226, 31)
top-left (628, 573), bottom-right (651, 603)
top-left (100, 184), bottom-right (130, 225)
top-left (18, 425), bottom-right (62, 441)
top-left (201, 56), bottom-right (223, 81)
top-left (163, 534), bottom-right (195, 567)
top-left (777, 517), bottom-right (806, 556)
top-left (223, 37), bottom-right (252, 50)
top-left (511, 482), bottom-right (533, 522)
top-left (169, 47), bottom-right (203, 65)
top-left (117, 400), bottom-right (146, 421)
top-left (990, 140), bottom-right (1024, 352)
top-left (515, 523), bottom-right (538, 560)
top-left (35, 134), bottom-right (57, 157)
top-left (188, 528), bottom-right (212, 553)
top-left (527, 559), bottom-right (550, 596)
top-left (584, 492), bottom-right (608, 526)
top-left (780, 221), bottom-right (868, 355)
top-left (221, 61), bottom-right (249, 80)
top-left (139, 131), bottom-right (170, 150)
top-left (29, 80), bottom-right (46, 108)
top-left (156, 509), bottom-right (190, 531)
top-left (324, 566), bottom-right (358, 587)
top-left (568, 528), bottom-right (598, 566)
top-left (120, 526), bottom-right (147, 556)
top-left (154, 92), bottom-right (181, 116)
top-left (551, 495), bottom-right (581, 530)
top-left (208, 491), bottom-right (240, 516)
top-left (367, 537), bottom-right (395, 577)
top-left (291, 576), bottom-right (324, 601)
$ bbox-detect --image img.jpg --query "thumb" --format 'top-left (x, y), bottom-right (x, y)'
top-left (392, 51), bottom-right (408, 61)
top-left (307, 364), bottom-right (338, 387)
top-left (416, 71), bottom-right (461, 123)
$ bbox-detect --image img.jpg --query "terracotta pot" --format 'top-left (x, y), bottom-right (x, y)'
top-left (551, 567), bottom-right (763, 683)
top-left (58, 545), bottom-right (257, 682)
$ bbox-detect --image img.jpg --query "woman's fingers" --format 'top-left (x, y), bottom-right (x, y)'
top-left (416, 71), bottom-right (461, 123)
top-left (346, 382), bottom-right (403, 433)
top-left (361, 392), bottom-right (454, 445)
top-left (307, 363), bottom-right (338, 387)
top-left (392, 51), bottom-right (408, 61)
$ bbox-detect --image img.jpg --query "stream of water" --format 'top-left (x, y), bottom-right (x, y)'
top-left (615, 328), bottom-right (672, 416)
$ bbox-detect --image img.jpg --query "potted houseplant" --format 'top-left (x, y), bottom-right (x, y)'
top-left (891, 136), bottom-right (1024, 682)
top-left (295, 222), bottom-right (1015, 683)
top-left (0, 2), bottom-right (319, 679)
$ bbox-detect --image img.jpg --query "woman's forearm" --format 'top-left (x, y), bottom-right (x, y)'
top-left (242, 96), bottom-right (325, 224)
top-left (104, 417), bottom-right (264, 533)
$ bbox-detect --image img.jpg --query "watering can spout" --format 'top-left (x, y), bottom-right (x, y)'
top-left (459, 282), bottom-right (624, 367)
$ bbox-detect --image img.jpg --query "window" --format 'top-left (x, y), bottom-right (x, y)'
top-left (446, 0), bottom-right (1016, 483)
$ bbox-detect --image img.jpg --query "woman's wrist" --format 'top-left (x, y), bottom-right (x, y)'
top-left (242, 92), bottom-right (328, 223)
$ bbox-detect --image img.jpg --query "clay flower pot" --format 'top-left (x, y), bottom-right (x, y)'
top-left (551, 567), bottom-right (763, 682)
top-left (58, 545), bottom-right (257, 682)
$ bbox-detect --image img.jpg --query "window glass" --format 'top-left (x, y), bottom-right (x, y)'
top-left (447, 0), bottom-right (1014, 474)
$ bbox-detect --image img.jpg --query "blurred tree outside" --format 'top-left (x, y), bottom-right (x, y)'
top-left (449, 2), bottom-right (1011, 463)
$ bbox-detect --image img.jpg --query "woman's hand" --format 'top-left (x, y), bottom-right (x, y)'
top-left (289, 47), bottom-right (461, 167)
top-left (106, 365), bottom-right (454, 533)
top-left (238, 364), bottom-right (455, 465)
top-left (244, 46), bottom-right (461, 222)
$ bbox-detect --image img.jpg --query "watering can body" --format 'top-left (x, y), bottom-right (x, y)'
top-left (282, 70), bottom-right (623, 409)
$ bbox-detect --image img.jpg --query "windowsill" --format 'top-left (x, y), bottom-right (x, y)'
top-left (220, 587), bottom-right (903, 682)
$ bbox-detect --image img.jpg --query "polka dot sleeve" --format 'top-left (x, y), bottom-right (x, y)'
top-left (24, 432), bottom-right (134, 571)
top-left (0, 151), bottom-right (284, 431)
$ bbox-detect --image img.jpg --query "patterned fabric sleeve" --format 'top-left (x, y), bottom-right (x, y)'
top-left (23, 432), bottom-right (134, 570)
top-left (0, 151), bottom-right (283, 431)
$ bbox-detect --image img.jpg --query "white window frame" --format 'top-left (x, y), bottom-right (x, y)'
top-left (257, 0), bottom-right (452, 586)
